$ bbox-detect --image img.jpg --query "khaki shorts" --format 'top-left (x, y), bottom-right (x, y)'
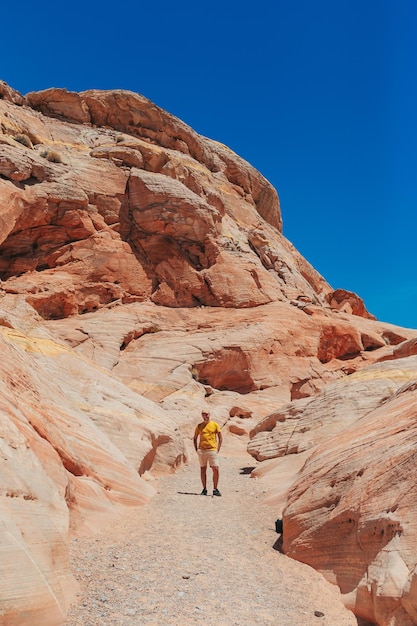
top-left (197, 449), bottom-right (219, 468)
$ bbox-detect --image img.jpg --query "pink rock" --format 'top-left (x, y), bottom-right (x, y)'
top-left (1, 81), bottom-right (417, 625)
top-left (279, 369), bottom-right (417, 625)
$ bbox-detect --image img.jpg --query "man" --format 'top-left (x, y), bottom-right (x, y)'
top-left (193, 411), bottom-right (222, 496)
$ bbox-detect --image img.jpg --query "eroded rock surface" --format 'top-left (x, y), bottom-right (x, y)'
top-left (1, 81), bottom-right (417, 625)
top-left (250, 359), bottom-right (417, 625)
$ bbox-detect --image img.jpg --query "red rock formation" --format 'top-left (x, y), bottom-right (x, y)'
top-left (1, 82), bottom-right (417, 625)
top-left (326, 288), bottom-right (376, 319)
top-left (250, 359), bottom-right (417, 625)
top-left (282, 375), bottom-right (417, 625)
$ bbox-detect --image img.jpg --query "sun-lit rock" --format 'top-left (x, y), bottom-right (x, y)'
top-left (252, 361), bottom-right (417, 625)
top-left (1, 82), bottom-right (417, 625)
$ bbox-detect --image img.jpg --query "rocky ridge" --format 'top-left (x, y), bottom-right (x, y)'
top-left (1, 79), bottom-right (417, 625)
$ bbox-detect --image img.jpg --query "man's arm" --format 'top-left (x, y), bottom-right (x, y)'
top-left (217, 430), bottom-right (223, 452)
top-left (193, 430), bottom-right (199, 452)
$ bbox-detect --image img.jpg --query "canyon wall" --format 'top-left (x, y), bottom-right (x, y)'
top-left (1, 80), bottom-right (417, 625)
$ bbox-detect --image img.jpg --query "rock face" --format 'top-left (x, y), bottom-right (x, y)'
top-left (284, 375), bottom-right (417, 625)
top-left (249, 358), bottom-right (417, 625)
top-left (1, 80), bottom-right (417, 625)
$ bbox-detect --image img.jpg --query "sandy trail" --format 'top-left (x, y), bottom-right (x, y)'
top-left (65, 447), bottom-right (360, 626)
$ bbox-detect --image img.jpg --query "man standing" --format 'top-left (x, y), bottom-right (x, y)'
top-left (193, 411), bottom-right (222, 496)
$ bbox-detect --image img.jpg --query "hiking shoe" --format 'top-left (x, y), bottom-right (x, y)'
top-left (200, 488), bottom-right (207, 496)
top-left (213, 489), bottom-right (221, 496)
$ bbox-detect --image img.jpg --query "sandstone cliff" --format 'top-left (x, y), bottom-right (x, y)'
top-left (1, 79), bottom-right (417, 625)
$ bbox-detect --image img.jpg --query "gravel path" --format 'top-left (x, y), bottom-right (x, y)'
top-left (66, 451), bottom-right (360, 626)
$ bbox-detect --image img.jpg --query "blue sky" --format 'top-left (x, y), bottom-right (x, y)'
top-left (1, 0), bottom-right (416, 328)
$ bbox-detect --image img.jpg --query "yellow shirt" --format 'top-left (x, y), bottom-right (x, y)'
top-left (195, 421), bottom-right (221, 450)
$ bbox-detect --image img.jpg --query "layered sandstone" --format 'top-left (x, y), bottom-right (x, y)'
top-left (249, 357), bottom-right (417, 624)
top-left (1, 80), bottom-right (417, 625)
top-left (283, 375), bottom-right (417, 625)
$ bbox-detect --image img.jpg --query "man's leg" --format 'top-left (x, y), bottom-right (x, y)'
top-left (211, 452), bottom-right (221, 495)
top-left (200, 466), bottom-right (207, 489)
top-left (212, 466), bottom-right (219, 490)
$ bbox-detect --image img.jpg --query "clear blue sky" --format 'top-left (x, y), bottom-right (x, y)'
top-left (1, 0), bottom-right (416, 328)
